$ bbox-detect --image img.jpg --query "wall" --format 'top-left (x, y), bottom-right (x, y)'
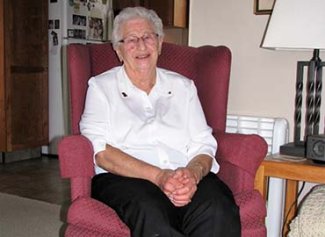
top-left (189, 0), bottom-right (325, 141)
top-left (189, 1), bottom-right (323, 232)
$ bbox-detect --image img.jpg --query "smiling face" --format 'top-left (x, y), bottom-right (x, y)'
top-left (115, 18), bottom-right (163, 79)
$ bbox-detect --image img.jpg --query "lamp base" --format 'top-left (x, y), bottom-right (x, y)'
top-left (280, 142), bottom-right (306, 157)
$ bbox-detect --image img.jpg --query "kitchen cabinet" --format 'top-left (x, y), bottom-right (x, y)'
top-left (113, 0), bottom-right (188, 28)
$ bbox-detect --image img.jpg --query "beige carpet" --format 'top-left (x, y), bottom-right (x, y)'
top-left (0, 193), bottom-right (65, 237)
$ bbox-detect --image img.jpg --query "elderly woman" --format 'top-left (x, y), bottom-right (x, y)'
top-left (80, 6), bottom-right (240, 237)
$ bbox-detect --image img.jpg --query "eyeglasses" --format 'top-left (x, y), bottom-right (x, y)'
top-left (118, 32), bottom-right (159, 48)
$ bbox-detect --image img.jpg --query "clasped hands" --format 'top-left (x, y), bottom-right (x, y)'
top-left (156, 168), bottom-right (200, 207)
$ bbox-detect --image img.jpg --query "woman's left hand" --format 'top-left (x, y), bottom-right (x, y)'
top-left (168, 168), bottom-right (198, 207)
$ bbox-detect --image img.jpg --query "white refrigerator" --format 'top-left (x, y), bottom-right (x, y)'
top-left (46, 0), bottom-right (113, 154)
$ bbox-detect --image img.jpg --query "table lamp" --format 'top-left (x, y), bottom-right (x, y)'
top-left (262, 0), bottom-right (325, 157)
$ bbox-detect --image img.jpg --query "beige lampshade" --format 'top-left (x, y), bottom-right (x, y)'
top-left (262, 0), bottom-right (325, 50)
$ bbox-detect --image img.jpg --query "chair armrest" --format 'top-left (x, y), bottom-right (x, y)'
top-left (58, 135), bottom-right (95, 178)
top-left (214, 132), bottom-right (268, 194)
top-left (215, 132), bottom-right (268, 176)
top-left (67, 197), bottom-right (130, 236)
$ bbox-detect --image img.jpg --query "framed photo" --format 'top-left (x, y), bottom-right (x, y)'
top-left (254, 0), bottom-right (275, 15)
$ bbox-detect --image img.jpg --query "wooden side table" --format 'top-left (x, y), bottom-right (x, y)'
top-left (254, 154), bottom-right (325, 236)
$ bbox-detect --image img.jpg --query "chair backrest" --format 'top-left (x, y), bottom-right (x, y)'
top-left (67, 42), bottom-right (231, 135)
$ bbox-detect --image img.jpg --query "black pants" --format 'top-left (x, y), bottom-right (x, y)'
top-left (92, 172), bottom-right (241, 237)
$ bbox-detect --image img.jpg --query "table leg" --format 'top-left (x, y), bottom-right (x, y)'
top-left (283, 180), bottom-right (298, 236)
top-left (255, 164), bottom-right (267, 199)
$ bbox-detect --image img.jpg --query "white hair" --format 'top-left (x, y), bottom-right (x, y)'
top-left (111, 7), bottom-right (164, 49)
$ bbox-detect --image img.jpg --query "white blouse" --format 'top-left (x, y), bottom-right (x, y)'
top-left (80, 66), bottom-right (219, 174)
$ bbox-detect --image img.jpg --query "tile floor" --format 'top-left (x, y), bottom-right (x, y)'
top-left (0, 156), bottom-right (70, 205)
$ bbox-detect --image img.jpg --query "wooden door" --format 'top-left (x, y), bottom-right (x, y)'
top-left (0, 0), bottom-right (48, 151)
top-left (0, 0), bottom-right (5, 150)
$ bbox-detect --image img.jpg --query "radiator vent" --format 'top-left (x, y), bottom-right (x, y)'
top-left (226, 115), bottom-right (289, 154)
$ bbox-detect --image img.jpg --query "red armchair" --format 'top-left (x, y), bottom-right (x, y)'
top-left (58, 42), bottom-right (268, 237)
